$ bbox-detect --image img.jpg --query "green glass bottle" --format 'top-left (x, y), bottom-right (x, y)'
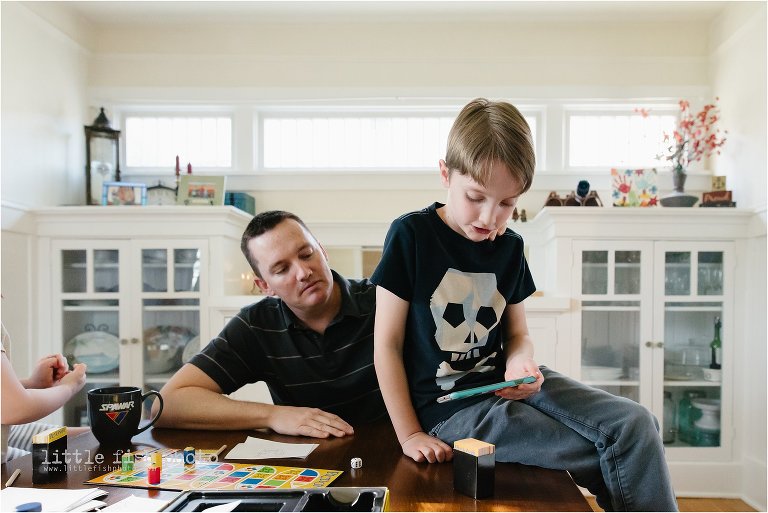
top-left (710, 317), bottom-right (722, 370)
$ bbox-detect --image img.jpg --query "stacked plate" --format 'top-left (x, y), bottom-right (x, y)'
top-left (582, 366), bottom-right (623, 381)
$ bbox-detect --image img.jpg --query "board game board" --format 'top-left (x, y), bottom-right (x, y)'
top-left (86, 448), bottom-right (342, 492)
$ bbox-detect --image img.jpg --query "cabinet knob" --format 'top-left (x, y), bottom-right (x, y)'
top-left (655, 341), bottom-right (664, 349)
top-left (131, 338), bottom-right (140, 344)
top-left (120, 338), bottom-right (129, 345)
top-left (645, 341), bottom-right (653, 348)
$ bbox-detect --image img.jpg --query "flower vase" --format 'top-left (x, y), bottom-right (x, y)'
top-left (672, 169), bottom-right (687, 193)
top-left (661, 167), bottom-right (698, 207)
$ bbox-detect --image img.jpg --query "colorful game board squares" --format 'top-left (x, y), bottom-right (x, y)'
top-left (293, 475), bottom-right (316, 483)
top-left (274, 474), bottom-right (294, 480)
top-left (300, 469), bottom-right (319, 477)
top-left (263, 479), bottom-right (286, 487)
top-left (177, 473), bottom-right (197, 480)
top-left (218, 476), bottom-right (241, 483)
top-left (251, 472), bottom-right (274, 479)
top-left (256, 466), bottom-right (276, 473)
top-left (235, 478), bottom-right (264, 490)
top-left (230, 471), bottom-right (249, 477)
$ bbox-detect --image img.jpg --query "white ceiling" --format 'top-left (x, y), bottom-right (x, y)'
top-left (59, 1), bottom-right (731, 25)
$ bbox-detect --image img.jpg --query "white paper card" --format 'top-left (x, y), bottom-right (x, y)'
top-left (225, 436), bottom-right (318, 460)
top-left (0, 487), bottom-right (107, 512)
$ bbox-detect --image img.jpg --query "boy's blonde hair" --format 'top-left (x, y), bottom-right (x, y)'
top-left (445, 98), bottom-right (535, 193)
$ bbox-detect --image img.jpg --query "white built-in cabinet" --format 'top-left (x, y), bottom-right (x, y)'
top-left (525, 207), bottom-right (754, 494)
top-left (33, 206), bottom-right (253, 426)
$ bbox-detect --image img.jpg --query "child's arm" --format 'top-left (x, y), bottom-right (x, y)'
top-left (374, 286), bottom-right (452, 463)
top-left (494, 302), bottom-right (544, 401)
top-left (1, 351), bottom-right (87, 425)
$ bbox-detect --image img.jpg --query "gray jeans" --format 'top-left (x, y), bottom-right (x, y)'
top-left (429, 367), bottom-right (678, 512)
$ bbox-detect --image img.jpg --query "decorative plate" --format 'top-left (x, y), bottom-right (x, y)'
top-left (64, 329), bottom-right (120, 374)
top-left (182, 336), bottom-right (201, 364)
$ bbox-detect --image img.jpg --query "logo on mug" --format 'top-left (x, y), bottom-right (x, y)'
top-left (99, 400), bottom-right (135, 425)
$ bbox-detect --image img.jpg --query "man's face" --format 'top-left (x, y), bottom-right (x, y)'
top-left (249, 219), bottom-right (334, 311)
top-left (439, 160), bottom-right (523, 242)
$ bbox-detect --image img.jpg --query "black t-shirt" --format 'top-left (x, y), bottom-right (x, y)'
top-left (370, 203), bottom-right (536, 430)
top-left (190, 271), bottom-right (387, 425)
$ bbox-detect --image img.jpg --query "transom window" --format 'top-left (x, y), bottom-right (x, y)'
top-left (125, 115), bottom-right (232, 169)
top-left (566, 106), bottom-right (677, 169)
top-left (260, 110), bottom-right (539, 171)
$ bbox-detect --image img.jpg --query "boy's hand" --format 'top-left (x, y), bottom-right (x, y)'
top-left (401, 432), bottom-right (453, 463)
top-left (495, 356), bottom-right (543, 400)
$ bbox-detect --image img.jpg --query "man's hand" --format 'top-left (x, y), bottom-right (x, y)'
top-left (495, 355), bottom-right (543, 401)
top-left (268, 405), bottom-right (354, 438)
top-left (24, 354), bottom-right (70, 389)
top-left (401, 431), bottom-right (453, 463)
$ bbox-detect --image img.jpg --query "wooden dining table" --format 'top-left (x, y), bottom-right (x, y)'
top-left (1, 420), bottom-right (591, 511)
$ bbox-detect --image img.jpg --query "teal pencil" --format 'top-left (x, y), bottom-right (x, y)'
top-left (436, 376), bottom-right (537, 403)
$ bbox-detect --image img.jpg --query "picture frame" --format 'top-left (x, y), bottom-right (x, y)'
top-left (176, 175), bottom-right (226, 206)
top-left (610, 168), bottom-right (659, 207)
top-left (101, 181), bottom-right (147, 206)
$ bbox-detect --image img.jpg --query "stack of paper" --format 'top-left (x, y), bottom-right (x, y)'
top-left (225, 437), bottom-right (318, 460)
top-left (0, 487), bottom-right (107, 512)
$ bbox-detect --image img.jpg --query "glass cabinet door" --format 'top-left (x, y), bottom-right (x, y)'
top-left (57, 247), bottom-right (125, 426)
top-left (139, 246), bottom-right (203, 418)
top-left (576, 244), bottom-right (651, 405)
top-left (660, 249), bottom-right (725, 448)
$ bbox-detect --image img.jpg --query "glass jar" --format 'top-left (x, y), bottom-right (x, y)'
top-left (663, 391), bottom-right (676, 444)
top-left (678, 390), bottom-right (706, 445)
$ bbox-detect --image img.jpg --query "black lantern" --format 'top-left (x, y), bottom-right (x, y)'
top-left (84, 107), bottom-right (121, 205)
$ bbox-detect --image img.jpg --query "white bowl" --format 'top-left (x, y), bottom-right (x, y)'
top-left (702, 367), bottom-right (722, 382)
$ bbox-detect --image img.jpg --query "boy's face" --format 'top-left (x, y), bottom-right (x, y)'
top-left (439, 159), bottom-right (523, 242)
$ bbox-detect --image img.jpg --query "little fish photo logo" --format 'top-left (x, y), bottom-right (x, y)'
top-left (100, 400), bottom-right (135, 425)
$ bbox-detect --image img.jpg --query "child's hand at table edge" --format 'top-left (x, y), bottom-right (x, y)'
top-left (401, 431), bottom-right (453, 463)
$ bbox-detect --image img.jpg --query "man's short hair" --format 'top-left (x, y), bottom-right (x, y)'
top-left (445, 98), bottom-right (535, 193)
top-left (240, 210), bottom-right (313, 278)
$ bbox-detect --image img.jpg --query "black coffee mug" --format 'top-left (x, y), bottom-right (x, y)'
top-left (87, 386), bottom-right (163, 446)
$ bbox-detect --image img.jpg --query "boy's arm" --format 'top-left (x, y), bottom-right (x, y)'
top-left (494, 302), bottom-right (544, 401)
top-left (153, 363), bottom-right (353, 437)
top-left (373, 287), bottom-right (452, 463)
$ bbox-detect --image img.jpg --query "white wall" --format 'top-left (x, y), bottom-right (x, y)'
top-left (0, 2), bottom-right (90, 208)
top-left (0, 2), bottom-right (90, 377)
top-left (84, 14), bottom-right (718, 222)
top-left (710, 3), bottom-right (767, 509)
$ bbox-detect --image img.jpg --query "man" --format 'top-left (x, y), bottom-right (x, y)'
top-left (153, 211), bottom-right (386, 438)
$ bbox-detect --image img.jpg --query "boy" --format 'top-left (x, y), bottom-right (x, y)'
top-left (371, 98), bottom-right (677, 511)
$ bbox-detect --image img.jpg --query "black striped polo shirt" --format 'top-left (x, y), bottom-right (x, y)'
top-left (190, 271), bottom-right (387, 425)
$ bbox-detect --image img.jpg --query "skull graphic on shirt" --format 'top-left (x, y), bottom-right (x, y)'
top-left (430, 268), bottom-right (506, 390)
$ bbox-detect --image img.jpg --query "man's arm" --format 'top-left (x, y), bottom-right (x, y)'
top-left (152, 363), bottom-right (353, 437)
top-left (494, 302), bottom-right (543, 401)
top-left (373, 287), bottom-right (452, 463)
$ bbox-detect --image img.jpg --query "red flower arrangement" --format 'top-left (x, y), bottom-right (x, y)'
top-left (661, 98), bottom-right (727, 174)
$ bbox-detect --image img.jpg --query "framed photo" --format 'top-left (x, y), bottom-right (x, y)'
top-left (101, 181), bottom-right (147, 206)
top-left (177, 175), bottom-right (226, 206)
